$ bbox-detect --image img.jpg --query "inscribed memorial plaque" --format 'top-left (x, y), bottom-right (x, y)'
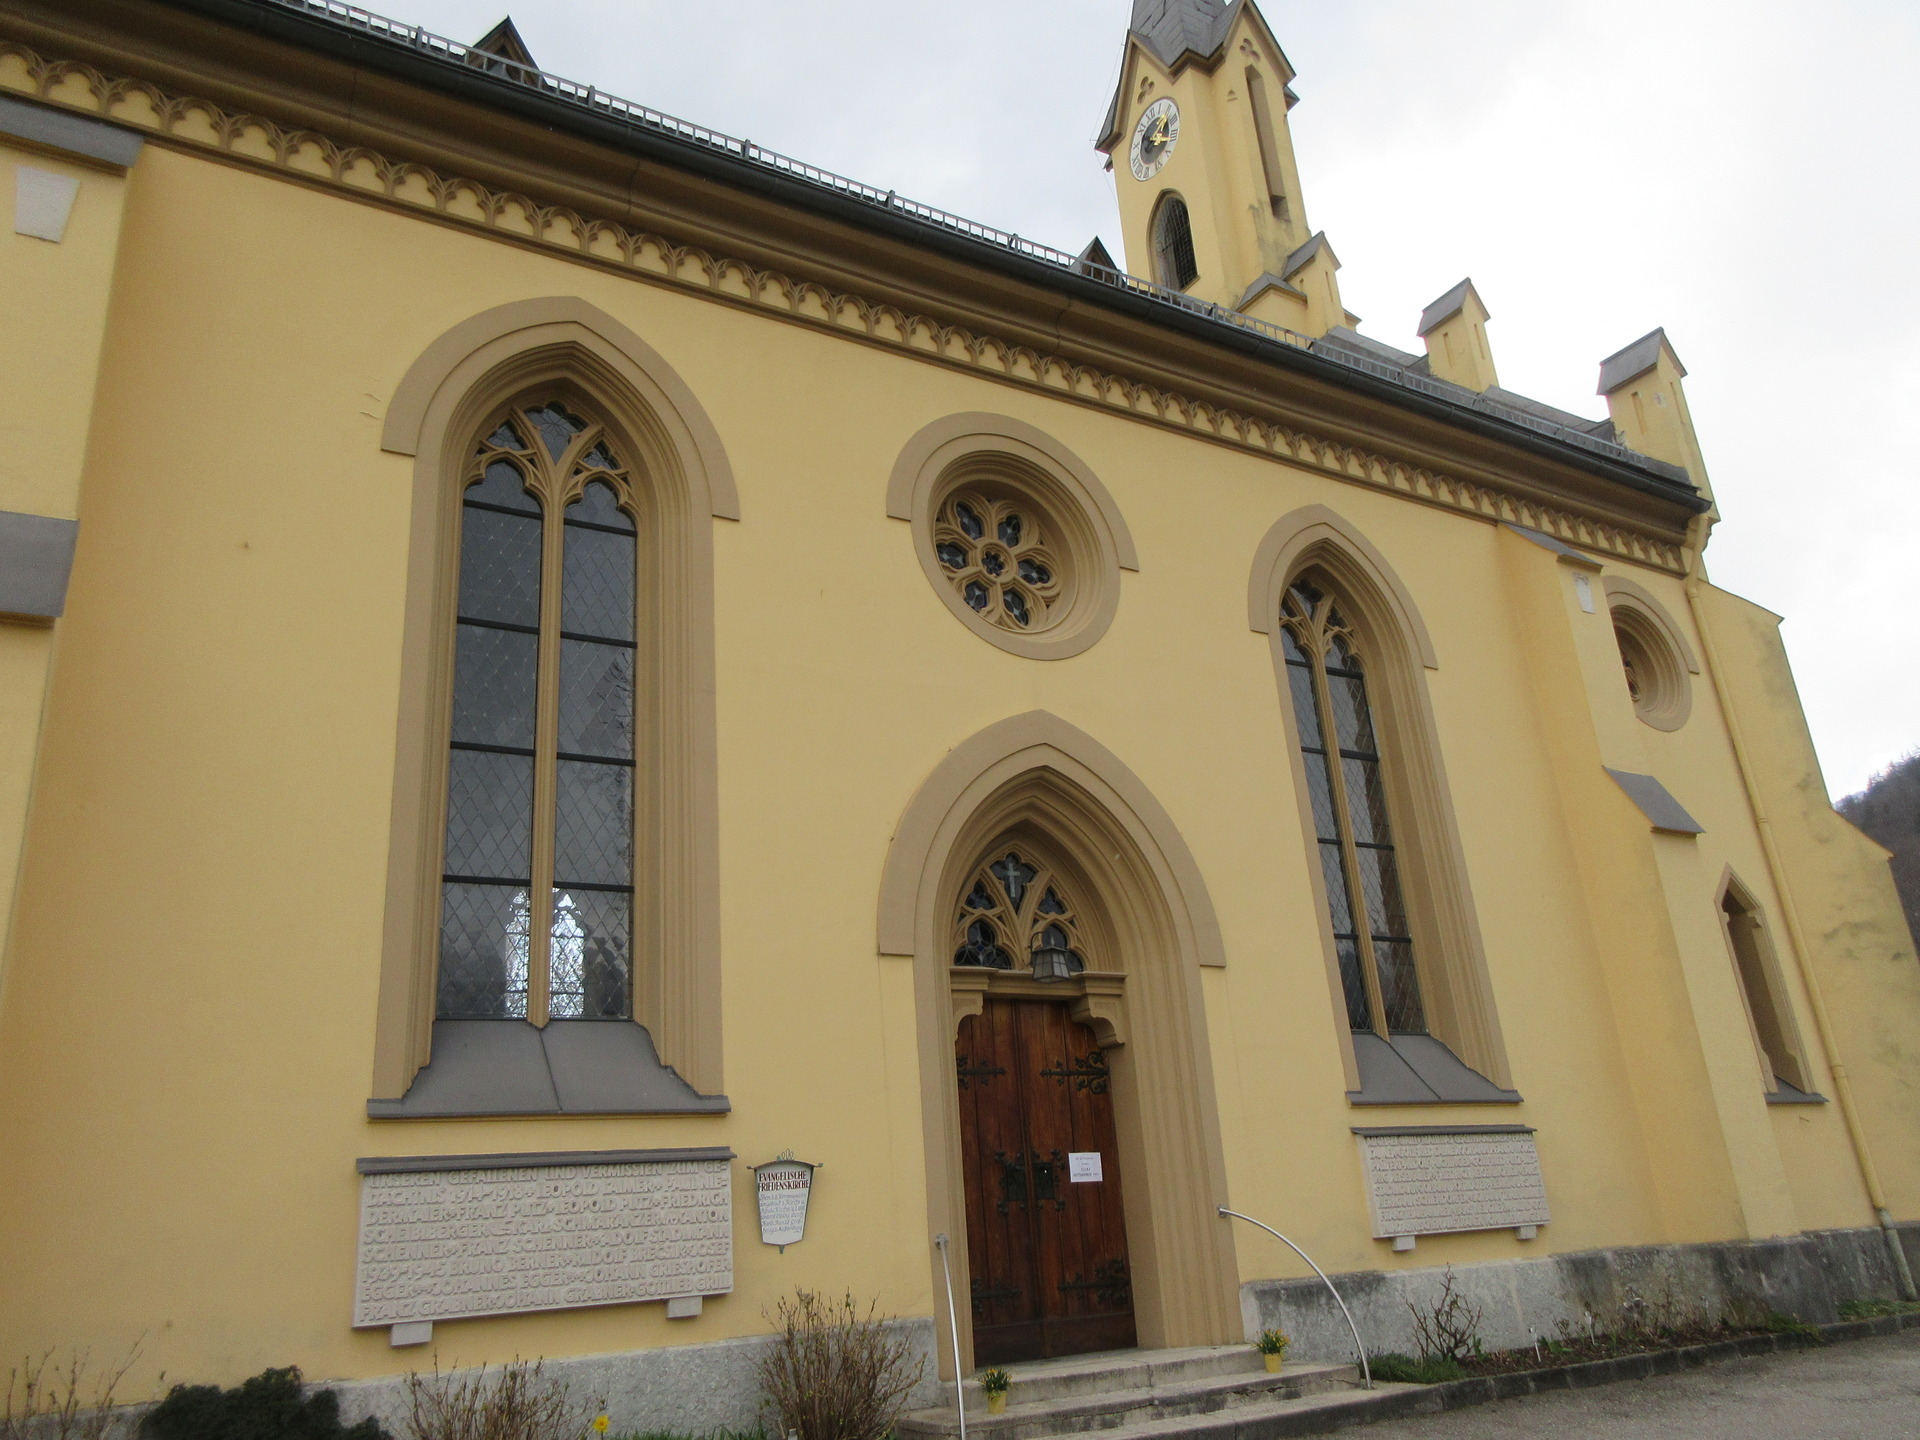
top-left (753, 1157), bottom-right (816, 1248)
top-left (1357, 1128), bottom-right (1549, 1239)
top-left (352, 1148), bottom-right (733, 1327)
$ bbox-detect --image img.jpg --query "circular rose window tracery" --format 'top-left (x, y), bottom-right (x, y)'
top-left (933, 492), bottom-right (1062, 633)
top-left (893, 418), bottom-right (1135, 660)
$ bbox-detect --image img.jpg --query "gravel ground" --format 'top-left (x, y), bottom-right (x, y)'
top-left (1353, 1330), bottom-right (1920, 1440)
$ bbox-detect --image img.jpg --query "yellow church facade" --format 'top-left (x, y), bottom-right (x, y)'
top-left (2, 0), bottom-right (1917, 1427)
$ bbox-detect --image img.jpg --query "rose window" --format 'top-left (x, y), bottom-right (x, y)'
top-left (933, 492), bottom-right (1062, 632)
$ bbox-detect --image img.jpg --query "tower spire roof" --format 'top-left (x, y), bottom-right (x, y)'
top-left (1129, 0), bottom-right (1238, 69)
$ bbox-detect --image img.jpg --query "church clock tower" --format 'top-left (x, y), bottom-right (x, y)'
top-left (1096, 0), bottom-right (1356, 337)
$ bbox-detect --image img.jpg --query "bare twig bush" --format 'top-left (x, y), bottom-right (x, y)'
top-left (1614, 1279), bottom-right (1697, 1343)
top-left (401, 1358), bottom-right (594, 1440)
top-left (1, 1348), bottom-right (142, 1440)
top-left (1407, 1268), bottom-right (1484, 1365)
top-left (758, 1291), bottom-right (925, 1440)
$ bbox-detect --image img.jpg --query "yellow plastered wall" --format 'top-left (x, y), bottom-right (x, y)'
top-left (1695, 583), bottom-right (1920, 1222)
top-left (0, 141), bottom-right (1915, 1398)
top-left (1109, 12), bottom-right (1318, 314)
top-left (0, 140), bottom-right (131, 1012)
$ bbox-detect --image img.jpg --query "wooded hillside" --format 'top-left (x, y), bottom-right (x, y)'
top-left (1838, 751), bottom-right (1920, 944)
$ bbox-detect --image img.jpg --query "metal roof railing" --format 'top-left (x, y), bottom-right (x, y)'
top-left (256, 0), bottom-right (1686, 488)
top-left (257, 0), bottom-right (1317, 352)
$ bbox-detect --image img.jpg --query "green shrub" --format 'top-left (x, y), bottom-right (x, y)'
top-left (141, 1366), bottom-right (388, 1440)
top-left (1367, 1352), bottom-right (1465, 1385)
top-left (1758, 1312), bottom-right (1824, 1342)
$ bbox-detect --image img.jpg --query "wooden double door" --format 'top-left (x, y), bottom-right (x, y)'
top-left (957, 998), bottom-right (1135, 1364)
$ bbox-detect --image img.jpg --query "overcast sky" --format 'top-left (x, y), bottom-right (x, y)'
top-left (389, 0), bottom-right (1916, 800)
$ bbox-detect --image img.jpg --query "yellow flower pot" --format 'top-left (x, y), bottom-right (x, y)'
top-left (1263, 1352), bottom-right (1285, 1373)
top-left (987, 1391), bottom-right (1008, 1415)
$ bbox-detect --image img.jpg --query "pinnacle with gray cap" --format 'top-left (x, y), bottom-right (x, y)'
top-left (1598, 327), bottom-right (1686, 395)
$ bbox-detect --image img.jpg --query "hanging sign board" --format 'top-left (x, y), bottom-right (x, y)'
top-left (753, 1154), bottom-right (819, 1251)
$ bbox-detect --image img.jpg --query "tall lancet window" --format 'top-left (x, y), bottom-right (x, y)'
top-left (1281, 580), bottom-right (1426, 1037)
top-left (438, 400), bottom-right (637, 1024)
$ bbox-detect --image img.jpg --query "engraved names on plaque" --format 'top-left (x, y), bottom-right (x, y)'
top-left (1357, 1127), bottom-right (1549, 1239)
top-left (753, 1155), bottom-right (817, 1250)
top-left (353, 1148), bottom-right (734, 1328)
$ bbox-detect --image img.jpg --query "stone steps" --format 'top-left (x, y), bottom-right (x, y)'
top-left (899, 1346), bottom-right (1365, 1440)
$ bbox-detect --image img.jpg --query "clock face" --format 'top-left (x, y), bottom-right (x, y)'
top-left (1129, 98), bottom-right (1180, 182)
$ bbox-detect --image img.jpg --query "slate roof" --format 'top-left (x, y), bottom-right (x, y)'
top-left (177, 0), bottom-right (1700, 505)
top-left (1598, 328), bottom-right (1684, 394)
top-left (1129, 0), bottom-right (1239, 69)
top-left (1098, 0), bottom-right (1252, 151)
top-left (1417, 278), bottom-right (1484, 336)
top-left (1314, 328), bottom-right (1622, 446)
top-left (470, 16), bottom-right (537, 71)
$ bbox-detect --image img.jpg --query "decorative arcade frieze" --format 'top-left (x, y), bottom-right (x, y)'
top-left (0, 38), bottom-right (1687, 575)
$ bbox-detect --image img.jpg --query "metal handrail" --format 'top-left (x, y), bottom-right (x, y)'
top-left (933, 1234), bottom-right (969, 1440)
top-left (1219, 1207), bottom-right (1371, 1389)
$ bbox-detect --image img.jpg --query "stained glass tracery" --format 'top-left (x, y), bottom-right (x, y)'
top-left (952, 849), bottom-right (1089, 976)
top-left (932, 491), bottom-right (1062, 632)
top-left (438, 398), bottom-right (638, 1024)
top-left (1281, 580), bottom-right (1426, 1037)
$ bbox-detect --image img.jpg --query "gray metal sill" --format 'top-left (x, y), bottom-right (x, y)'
top-left (367, 1019), bottom-right (729, 1119)
top-left (1766, 1076), bottom-right (1828, 1106)
top-left (1346, 1031), bottom-right (1522, 1105)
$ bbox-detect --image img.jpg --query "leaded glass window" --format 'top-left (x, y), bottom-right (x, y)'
top-left (1281, 581), bottom-right (1426, 1037)
top-left (438, 399), bottom-right (637, 1024)
top-left (952, 849), bottom-right (1089, 976)
top-left (932, 492), bottom-right (1062, 634)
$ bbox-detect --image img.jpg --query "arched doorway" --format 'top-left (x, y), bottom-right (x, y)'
top-left (878, 713), bottom-right (1241, 1376)
top-left (951, 839), bottom-right (1135, 1363)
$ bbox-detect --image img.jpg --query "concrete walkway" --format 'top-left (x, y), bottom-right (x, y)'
top-left (1354, 1330), bottom-right (1920, 1439)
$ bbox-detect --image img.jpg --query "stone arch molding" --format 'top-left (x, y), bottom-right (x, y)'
top-left (881, 711), bottom-right (1240, 1372)
top-left (1603, 576), bottom-right (1700, 674)
top-left (878, 712), bottom-right (1217, 965)
top-left (382, 295), bottom-right (739, 520)
top-left (1246, 503), bottom-right (1439, 670)
top-left (888, 413), bottom-right (1138, 661)
top-left (1246, 503), bottom-right (1511, 1088)
top-left (371, 297), bottom-right (734, 1104)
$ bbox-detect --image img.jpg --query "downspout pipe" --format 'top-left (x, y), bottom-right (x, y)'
top-left (1682, 556), bottom-right (1917, 1301)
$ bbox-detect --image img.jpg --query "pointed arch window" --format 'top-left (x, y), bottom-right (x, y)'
top-left (1280, 581), bottom-right (1425, 1037)
top-left (437, 399), bottom-right (638, 1025)
top-left (953, 849), bottom-right (1090, 979)
top-left (1720, 877), bottom-right (1820, 1101)
top-left (1152, 194), bottom-right (1199, 291)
